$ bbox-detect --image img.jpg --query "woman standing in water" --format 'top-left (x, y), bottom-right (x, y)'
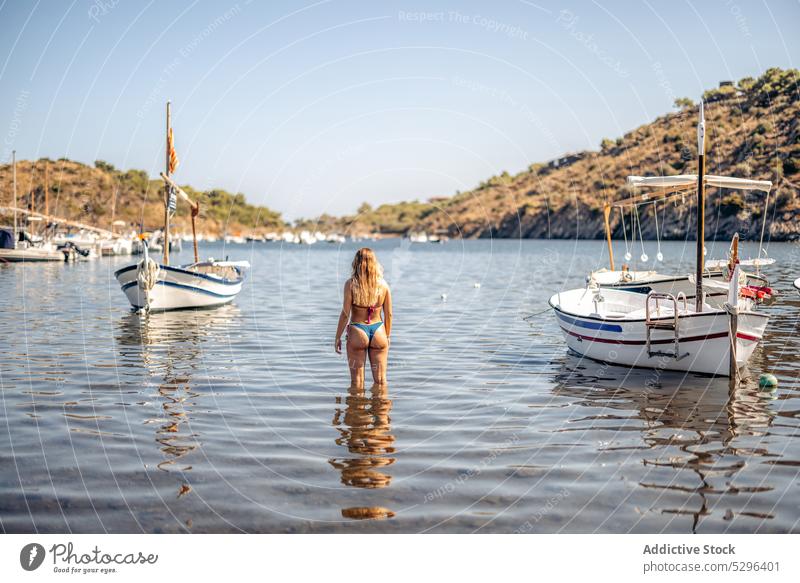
top-left (334, 248), bottom-right (392, 388)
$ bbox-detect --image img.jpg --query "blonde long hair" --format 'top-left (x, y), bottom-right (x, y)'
top-left (350, 248), bottom-right (384, 306)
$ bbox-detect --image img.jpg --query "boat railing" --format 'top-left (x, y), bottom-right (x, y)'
top-left (645, 292), bottom-right (685, 360)
top-left (676, 291), bottom-right (688, 313)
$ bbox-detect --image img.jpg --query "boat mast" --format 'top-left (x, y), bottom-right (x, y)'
top-left (44, 160), bottom-right (49, 218)
top-left (695, 102), bottom-right (706, 311)
top-left (164, 101), bottom-right (171, 265)
top-left (603, 203), bottom-right (614, 271)
top-left (12, 150), bottom-right (17, 247)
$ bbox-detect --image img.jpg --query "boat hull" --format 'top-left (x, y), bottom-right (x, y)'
top-left (549, 288), bottom-right (768, 376)
top-left (0, 248), bottom-right (64, 262)
top-left (114, 262), bottom-right (244, 311)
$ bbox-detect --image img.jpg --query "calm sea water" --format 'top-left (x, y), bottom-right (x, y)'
top-left (1, 238), bottom-right (799, 533)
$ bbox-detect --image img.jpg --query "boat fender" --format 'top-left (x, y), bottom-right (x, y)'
top-left (136, 243), bottom-right (160, 309)
top-left (740, 285), bottom-right (773, 303)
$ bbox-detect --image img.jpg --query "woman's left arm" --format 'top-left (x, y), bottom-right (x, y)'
top-left (383, 286), bottom-right (393, 338)
top-left (334, 280), bottom-right (352, 353)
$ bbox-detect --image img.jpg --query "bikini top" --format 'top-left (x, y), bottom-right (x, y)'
top-left (352, 281), bottom-right (386, 324)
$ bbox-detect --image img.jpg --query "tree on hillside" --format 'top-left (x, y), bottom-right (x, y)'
top-left (94, 160), bottom-right (117, 173)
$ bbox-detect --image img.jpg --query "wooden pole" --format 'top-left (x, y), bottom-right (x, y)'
top-left (0, 206), bottom-right (114, 236)
top-left (30, 163), bottom-right (35, 215)
top-left (603, 203), bottom-right (614, 271)
top-left (191, 206), bottom-right (199, 263)
top-left (12, 150), bottom-right (17, 246)
top-left (44, 161), bottom-right (49, 218)
top-left (110, 185), bottom-right (116, 235)
top-left (729, 312), bottom-right (738, 380)
top-left (159, 171), bottom-right (198, 263)
top-left (163, 101), bottom-right (171, 265)
top-left (727, 264), bottom-right (740, 382)
top-left (695, 102), bottom-right (706, 311)
top-left (29, 163), bottom-right (37, 238)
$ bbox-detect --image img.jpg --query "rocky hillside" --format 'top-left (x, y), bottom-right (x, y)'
top-left (0, 159), bottom-right (285, 236)
top-left (328, 67), bottom-right (800, 241)
top-left (3, 68), bottom-right (798, 241)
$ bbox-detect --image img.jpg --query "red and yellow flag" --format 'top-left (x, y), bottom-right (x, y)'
top-left (167, 127), bottom-right (179, 174)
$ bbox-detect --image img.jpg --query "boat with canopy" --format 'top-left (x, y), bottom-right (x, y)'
top-left (550, 102), bottom-right (775, 376)
top-left (115, 102), bottom-right (249, 311)
top-left (590, 163), bottom-right (775, 306)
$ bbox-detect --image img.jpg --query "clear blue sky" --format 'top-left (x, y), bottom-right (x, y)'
top-left (1, 0), bottom-right (797, 220)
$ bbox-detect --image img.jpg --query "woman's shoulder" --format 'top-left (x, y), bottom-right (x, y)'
top-left (378, 278), bottom-right (390, 299)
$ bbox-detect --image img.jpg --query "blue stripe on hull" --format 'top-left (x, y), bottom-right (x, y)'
top-left (121, 279), bottom-right (240, 298)
top-left (555, 311), bottom-right (623, 332)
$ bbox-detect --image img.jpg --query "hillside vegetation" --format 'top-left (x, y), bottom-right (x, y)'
top-left (0, 159), bottom-right (285, 236)
top-left (318, 67), bottom-right (800, 241)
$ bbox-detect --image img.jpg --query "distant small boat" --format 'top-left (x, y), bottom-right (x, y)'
top-left (0, 152), bottom-right (64, 263)
top-left (794, 277), bottom-right (800, 292)
top-left (100, 236), bottom-right (134, 256)
top-left (0, 229), bottom-right (63, 262)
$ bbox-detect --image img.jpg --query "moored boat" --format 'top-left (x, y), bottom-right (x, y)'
top-left (0, 153), bottom-right (63, 263)
top-left (115, 102), bottom-right (249, 312)
top-left (549, 282), bottom-right (768, 375)
top-left (115, 247), bottom-right (247, 311)
top-left (0, 232), bottom-right (64, 262)
top-left (550, 102), bottom-right (775, 377)
top-left (592, 174), bottom-right (775, 305)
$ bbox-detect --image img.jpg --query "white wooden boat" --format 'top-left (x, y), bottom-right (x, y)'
top-left (551, 103), bottom-right (774, 377)
top-left (115, 102), bottom-right (249, 311)
top-left (549, 281), bottom-right (768, 375)
top-left (115, 246), bottom-right (248, 311)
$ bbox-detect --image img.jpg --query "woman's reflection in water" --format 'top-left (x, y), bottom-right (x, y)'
top-left (552, 356), bottom-right (776, 533)
top-left (330, 383), bottom-right (397, 520)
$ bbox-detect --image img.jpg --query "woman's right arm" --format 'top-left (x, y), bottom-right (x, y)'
top-left (382, 286), bottom-right (393, 338)
top-left (334, 280), bottom-right (352, 353)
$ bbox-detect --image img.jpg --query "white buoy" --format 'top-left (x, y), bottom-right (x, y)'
top-left (441, 293), bottom-right (448, 301)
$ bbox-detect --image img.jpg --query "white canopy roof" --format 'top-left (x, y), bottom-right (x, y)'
top-left (627, 174), bottom-right (772, 192)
